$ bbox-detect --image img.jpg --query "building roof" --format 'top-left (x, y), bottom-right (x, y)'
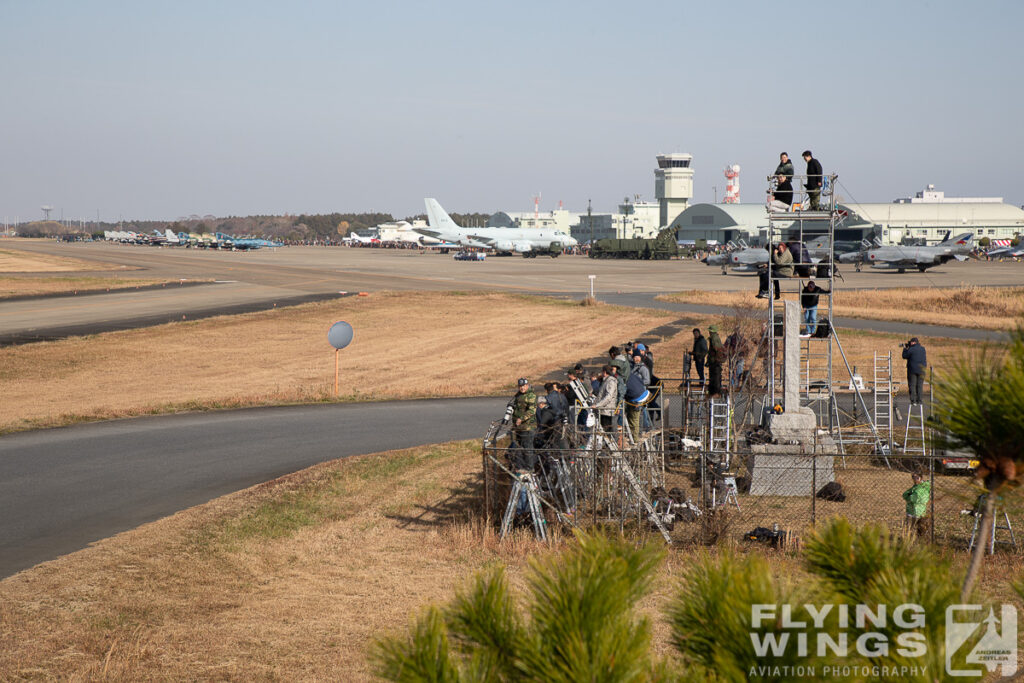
top-left (838, 202), bottom-right (1024, 227)
top-left (671, 203), bottom-right (792, 233)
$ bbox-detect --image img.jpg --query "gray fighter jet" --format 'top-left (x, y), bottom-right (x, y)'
top-left (839, 232), bottom-right (974, 273)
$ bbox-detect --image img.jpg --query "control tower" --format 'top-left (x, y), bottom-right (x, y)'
top-left (654, 153), bottom-right (694, 227)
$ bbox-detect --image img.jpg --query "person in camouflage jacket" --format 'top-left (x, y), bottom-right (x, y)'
top-left (511, 378), bottom-right (537, 470)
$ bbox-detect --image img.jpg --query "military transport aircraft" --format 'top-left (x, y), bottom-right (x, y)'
top-left (416, 198), bottom-right (577, 257)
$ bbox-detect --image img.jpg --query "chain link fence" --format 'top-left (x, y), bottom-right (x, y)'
top-left (482, 431), bottom-right (1021, 553)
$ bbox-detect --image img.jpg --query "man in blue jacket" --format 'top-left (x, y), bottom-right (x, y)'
top-left (901, 338), bottom-right (927, 404)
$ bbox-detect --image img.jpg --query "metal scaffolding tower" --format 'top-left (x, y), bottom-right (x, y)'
top-left (764, 172), bottom-right (889, 456)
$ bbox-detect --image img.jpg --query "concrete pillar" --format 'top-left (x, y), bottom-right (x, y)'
top-left (783, 300), bottom-right (800, 412)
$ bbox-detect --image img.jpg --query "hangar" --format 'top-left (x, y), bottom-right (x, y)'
top-left (671, 186), bottom-right (1024, 246)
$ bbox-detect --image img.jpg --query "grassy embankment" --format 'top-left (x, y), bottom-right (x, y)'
top-left (0, 291), bottom-right (678, 434)
top-left (1, 286), bottom-right (992, 434)
top-left (658, 285), bottom-right (1024, 331)
top-left (1, 440), bottom-right (1020, 680)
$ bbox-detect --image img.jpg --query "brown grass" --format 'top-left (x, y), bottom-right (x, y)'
top-left (658, 286), bottom-right (1024, 331)
top-left (0, 291), bottom-right (675, 433)
top-left (0, 248), bottom-right (120, 273)
top-left (0, 275), bottom-right (184, 298)
top-left (647, 306), bottom-right (965, 393)
top-left (1, 440), bottom-right (1019, 680)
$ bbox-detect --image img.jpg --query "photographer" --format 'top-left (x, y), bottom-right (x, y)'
top-left (510, 378), bottom-right (538, 471)
top-left (901, 337), bottom-right (928, 405)
top-left (591, 365), bottom-right (619, 431)
top-left (756, 242), bottom-right (793, 300)
top-left (691, 328), bottom-right (708, 385)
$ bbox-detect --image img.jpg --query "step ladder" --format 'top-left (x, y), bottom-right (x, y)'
top-left (500, 472), bottom-right (547, 541)
top-left (709, 396), bottom-right (731, 469)
top-left (801, 336), bottom-right (831, 427)
top-left (873, 352), bottom-right (893, 454)
top-left (712, 475), bottom-right (741, 511)
top-left (969, 504), bottom-right (1018, 555)
top-left (833, 331), bottom-right (891, 467)
top-left (583, 427), bottom-right (673, 544)
top-left (902, 403), bottom-right (927, 456)
top-left (709, 397), bottom-right (730, 451)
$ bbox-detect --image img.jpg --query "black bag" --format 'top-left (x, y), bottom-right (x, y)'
top-left (814, 319), bottom-right (831, 338)
top-left (816, 481), bottom-right (846, 502)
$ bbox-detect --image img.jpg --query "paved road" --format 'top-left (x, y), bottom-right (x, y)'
top-left (0, 398), bottom-right (506, 578)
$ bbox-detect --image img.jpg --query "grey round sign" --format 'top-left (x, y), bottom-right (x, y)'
top-left (327, 321), bottom-right (354, 349)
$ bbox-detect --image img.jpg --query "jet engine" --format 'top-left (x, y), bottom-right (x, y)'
top-left (492, 240), bottom-right (514, 252)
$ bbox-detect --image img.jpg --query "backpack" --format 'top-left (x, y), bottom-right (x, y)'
top-left (816, 481), bottom-right (846, 502)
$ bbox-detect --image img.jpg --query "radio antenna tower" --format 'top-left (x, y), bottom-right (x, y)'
top-left (533, 192), bottom-right (542, 221)
top-left (723, 165), bottom-right (741, 203)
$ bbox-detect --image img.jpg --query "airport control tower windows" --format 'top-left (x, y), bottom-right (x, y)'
top-left (658, 158), bottom-right (691, 169)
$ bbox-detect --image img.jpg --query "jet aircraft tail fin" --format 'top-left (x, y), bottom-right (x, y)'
top-left (424, 198), bottom-right (463, 235)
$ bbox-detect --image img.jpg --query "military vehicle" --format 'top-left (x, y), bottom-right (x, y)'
top-left (589, 227), bottom-right (678, 259)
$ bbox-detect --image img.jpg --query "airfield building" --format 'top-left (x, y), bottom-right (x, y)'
top-left (670, 186), bottom-right (1024, 247)
top-left (838, 186), bottom-right (1024, 245)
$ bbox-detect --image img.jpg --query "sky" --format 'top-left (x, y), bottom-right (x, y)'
top-left (2, 0), bottom-right (1022, 223)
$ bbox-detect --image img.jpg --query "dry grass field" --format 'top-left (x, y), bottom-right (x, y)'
top-left (1, 441), bottom-right (1019, 680)
top-left (658, 285), bottom-right (1024, 331)
top-left (0, 247), bottom-right (122, 273)
top-left (0, 275), bottom-right (177, 298)
top-left (647, 305), bottom-right (965, 394)
top-left (0, 291), bottom-right (677, 433)
top-left (0, 247), bottom-right (171, 298)
top-left (1, 290), bottom-right (983, 434)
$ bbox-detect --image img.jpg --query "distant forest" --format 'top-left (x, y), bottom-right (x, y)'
top-left (15, 210), bottom-right (493, 240)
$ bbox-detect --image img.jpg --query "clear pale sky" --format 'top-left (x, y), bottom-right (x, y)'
top-left (2, 0), bottom-right (1021, 222)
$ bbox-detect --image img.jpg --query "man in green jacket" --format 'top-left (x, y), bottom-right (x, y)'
top-left (902, 472), bottom-right (931, 537)
top-left (511, 378), bottom-right (537, 471)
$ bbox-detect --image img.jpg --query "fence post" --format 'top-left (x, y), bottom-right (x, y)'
top-left (929, 455), bottom-right (936, 544)
top-left (483, 445), bottom-right (491, 528)
top-left (811, 453), bottom-right (817, 527)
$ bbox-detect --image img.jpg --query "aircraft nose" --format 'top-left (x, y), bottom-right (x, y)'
top-left (701, 257), bottom-right (708, 264)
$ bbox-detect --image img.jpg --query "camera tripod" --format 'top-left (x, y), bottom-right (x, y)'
top-left (967, 500), bottom-right (1018, 555)
top-left (500, 471), bottom-right (547, 541)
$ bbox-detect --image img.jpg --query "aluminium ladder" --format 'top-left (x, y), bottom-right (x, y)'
top-left (873, 352), bottom-right (894, 454)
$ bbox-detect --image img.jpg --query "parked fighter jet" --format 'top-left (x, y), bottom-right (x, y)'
top-left (703, 236), bottom-right (858, 273)
top-left (839, 232), bottom-right (974, 273)
top-left (986, 243), bottom-right (1024, 259)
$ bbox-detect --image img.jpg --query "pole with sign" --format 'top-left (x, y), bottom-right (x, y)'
top-left (327, 321), bottom-right (354, 396)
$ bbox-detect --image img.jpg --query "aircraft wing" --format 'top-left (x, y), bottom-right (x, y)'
top-left (412, 227), bottom-right (443, 239)
top-left (466, 234), bottom-right (495, 244)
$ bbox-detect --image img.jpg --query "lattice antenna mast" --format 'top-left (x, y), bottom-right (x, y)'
top-left (723, 165), bottom-right (741, 203)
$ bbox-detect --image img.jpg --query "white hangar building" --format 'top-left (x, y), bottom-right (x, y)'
top-left (672, 186), bottom-right (1024, 246)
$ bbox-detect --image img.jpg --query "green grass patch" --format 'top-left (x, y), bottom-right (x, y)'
top-left (190, 441), bottom-right (475, 551)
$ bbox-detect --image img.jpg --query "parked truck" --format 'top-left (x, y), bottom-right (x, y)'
top-left (589, 227), bottom-right (678, 259)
